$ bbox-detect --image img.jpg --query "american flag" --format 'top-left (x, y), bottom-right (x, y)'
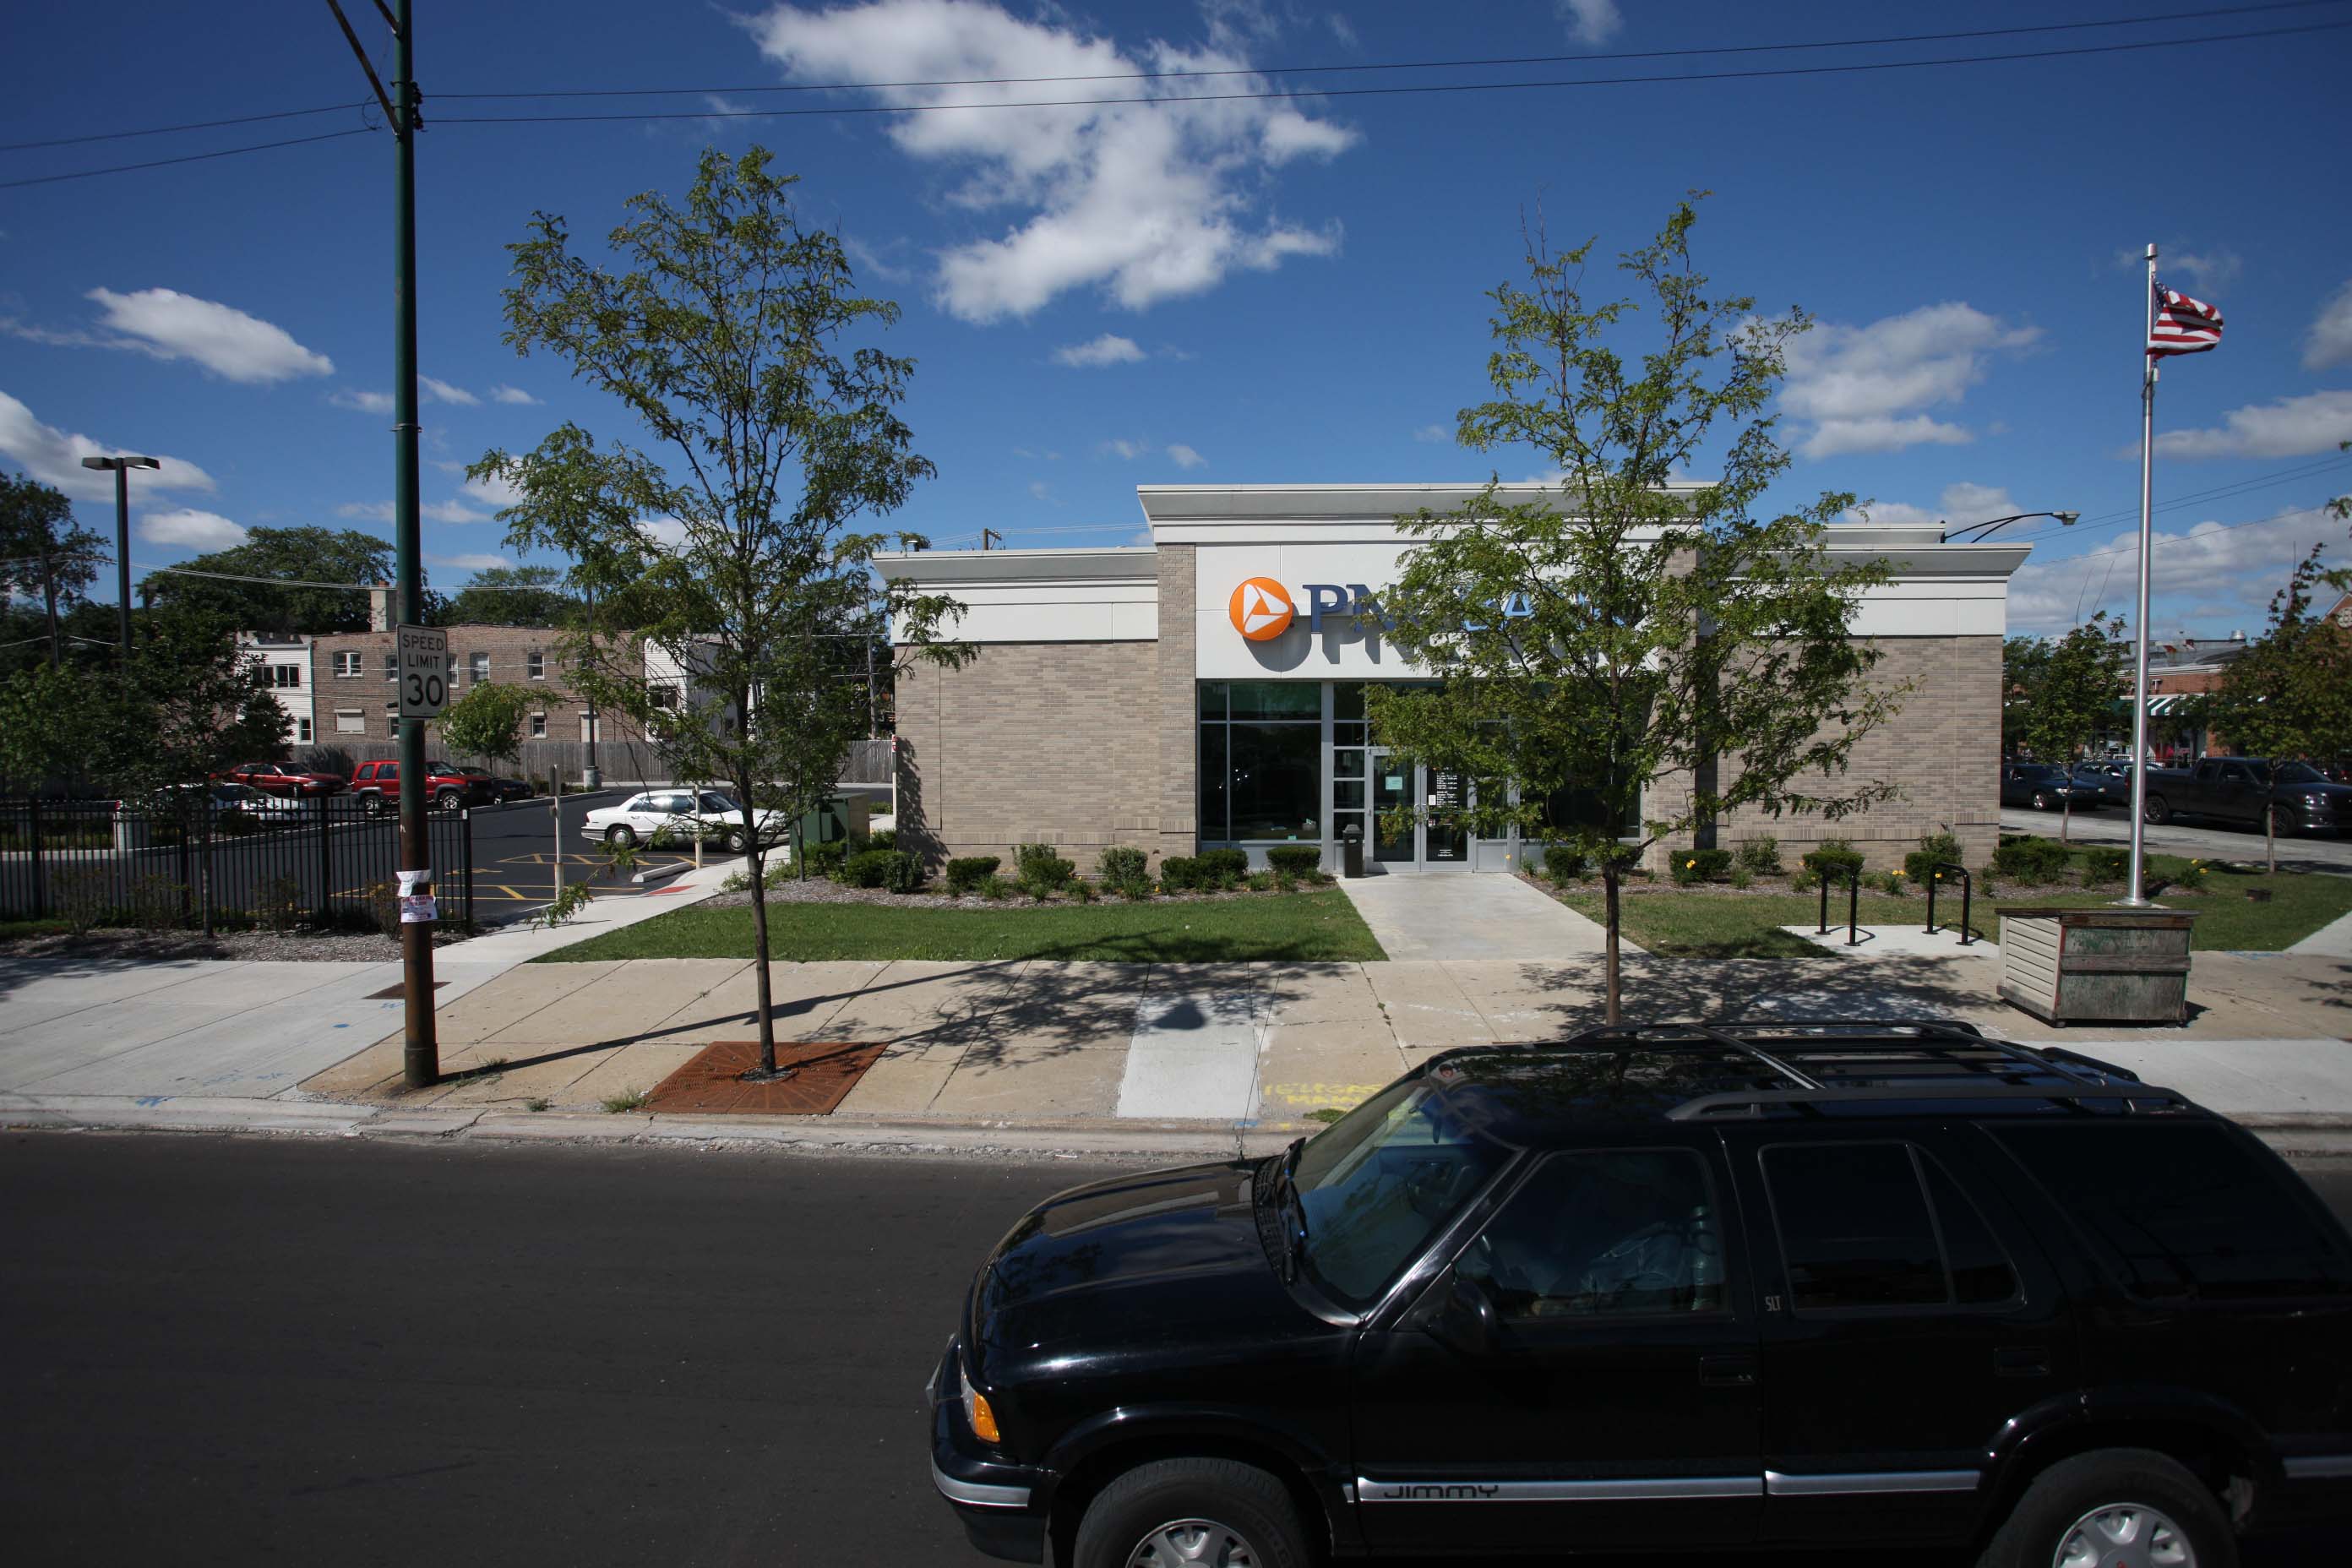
top-left (2147, 282), bottom-right (2224, 358)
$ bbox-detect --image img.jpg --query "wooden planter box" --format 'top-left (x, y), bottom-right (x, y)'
top-left (1997, 907), bottom-right (2197, 1026)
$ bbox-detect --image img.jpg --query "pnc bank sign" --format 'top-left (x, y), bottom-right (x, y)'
top-left (1227, 577), bottom-right (1387, 642)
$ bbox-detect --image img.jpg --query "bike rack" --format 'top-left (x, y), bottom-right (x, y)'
top-left (1924, 862), bottom-right (1975, 946)
top-left (1815, 863), bottom-right (1862, 947)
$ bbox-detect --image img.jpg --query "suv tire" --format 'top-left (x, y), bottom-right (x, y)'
top-left (2143, 795), bottom-right (2172, 825)
top-left (1071, 1457), bottom-right (1309, 1568)
top-left (434, 788), bottom-right (462, 812)
top-left (2031, 790), bottom-right (2055, 811)
top-left (1976, 1447), bottom-right (2235, 1568)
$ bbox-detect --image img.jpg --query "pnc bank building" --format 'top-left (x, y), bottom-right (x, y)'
top-left (879, 484), bottom-right (2030, 876)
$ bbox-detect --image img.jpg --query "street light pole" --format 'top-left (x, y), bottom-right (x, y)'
top-left (79, 454), bottom-right (159, 667)
top-left (1939, 510), bottom-right (2080, 544)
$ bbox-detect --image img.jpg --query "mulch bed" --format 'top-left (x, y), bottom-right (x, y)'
top-left (0, 927), bottom-right (475, 962)
top-left (641, 1038), bottom-right (887, 1115)
top-left (701, 877), bottom-right (1304, 912)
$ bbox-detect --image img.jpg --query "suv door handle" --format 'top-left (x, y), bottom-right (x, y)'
top-left (1994, 1346), bottom-right (2051, 1378)
top-left (1698, 1354), bottom-right (1757, 1388)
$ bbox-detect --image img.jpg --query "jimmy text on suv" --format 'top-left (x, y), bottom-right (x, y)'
top-left (928, 1021), bottom-right (2352, 1567)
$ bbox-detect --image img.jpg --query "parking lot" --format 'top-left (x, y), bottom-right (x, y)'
top-left (461, 792), bottom-right (738, 926)
top-left (2000, 805), bottom-right (2352, 874)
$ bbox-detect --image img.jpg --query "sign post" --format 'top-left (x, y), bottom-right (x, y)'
top-left (395, 622), bottom-right (445, 1086)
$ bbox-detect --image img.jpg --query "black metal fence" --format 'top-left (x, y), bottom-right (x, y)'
top-left (0, 798), bottom-right (473, 932)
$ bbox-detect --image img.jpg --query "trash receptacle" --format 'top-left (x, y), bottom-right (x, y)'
top-left (1341, 824), bottom-right (1364, 879)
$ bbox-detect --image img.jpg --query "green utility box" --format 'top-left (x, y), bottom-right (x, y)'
top-left (792, 794), bottom-right (871, 849)
top-left (1997, 906), bottom-right (2197, 1026)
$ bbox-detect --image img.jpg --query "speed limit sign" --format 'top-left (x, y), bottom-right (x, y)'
top-left (395, 624), bottom-right (449, 720)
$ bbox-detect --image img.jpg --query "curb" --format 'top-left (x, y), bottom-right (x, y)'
top-left (0, 1093), bottom-right (1298, 1161)
top-left (5, 1092), bottom-right (2348, 1163)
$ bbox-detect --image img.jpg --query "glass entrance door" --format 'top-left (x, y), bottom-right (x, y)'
top-left (1369, 749), bottom-right (1415, 866)
top-left (1425, 769), bottom-right (1471, 869)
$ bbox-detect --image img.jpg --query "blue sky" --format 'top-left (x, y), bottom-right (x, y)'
top-left (3, 0), bottom-right (2348, 640)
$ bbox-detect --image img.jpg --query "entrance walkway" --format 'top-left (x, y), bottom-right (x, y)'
top-left (1335, 870), bottom-right (1627, 961)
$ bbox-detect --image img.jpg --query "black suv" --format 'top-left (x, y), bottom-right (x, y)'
top-left (928, 1022), bottom-right (2352, 1567)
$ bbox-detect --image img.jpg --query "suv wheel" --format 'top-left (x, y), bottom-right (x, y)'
top-left (2269, 803), bottom-right (2297, 840)
top-left (1071, 1458), bottom-right (1308, 1568)
top-left (365, 791), bottom-right (388, 816)
top-left (605, 825), bottom-right (637, 849)
top-left (1976, 1448), bottom-right (2235, 1568)
top-left (2143, 795), bottom-right (2172, 825)
top-left (2031, 790), bottom-right (2055, 811)
top-left (434, 788), bottom-right (462, 812)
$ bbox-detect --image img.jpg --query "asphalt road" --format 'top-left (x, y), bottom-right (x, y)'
top-left (465, 792), bottom-right (733, 925)
top-left (2000, 805), bottom-right (2352, 874)
top-left (3, 1135), bottom-right (2342, 1566)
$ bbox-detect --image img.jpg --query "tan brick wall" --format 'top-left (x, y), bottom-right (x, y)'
top-left (893, 640), bottom-right (1162, 869)
top-left (310, 625), bottom-right (645, 752)
top-left (1156, 545), bottom-right (1197, 863)
top-left (1651, 635), bottom-right (2002, 872)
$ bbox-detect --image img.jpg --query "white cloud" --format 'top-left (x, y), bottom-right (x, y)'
top-left (1556, 0), bottom-right (1623, 45)
top-left (77, 287), bottom-right (333, 383)
top-left (0, 389), bottom-right (216, 502)
top-left (340, 498), bottom-right (491, 525)
top-left (2304, 280), bottom-right (2352, 371)
top-left (2145, 389), bottom-right (2352, 460)
top-left (640, 516), bottom-right (689, 549)
top-left (1102, 438), bottom-right (1150, 460)
top-left (1848, 483), bottom-right (2026, 530)
top-left (2116, 245), bottom-right (2242, 294)
top-left (335, 502), bottom-right (392, 522)
top-left (329, 388), bottom-right (394, 415)
top-left (1052, 333), bottom-right (1145, 368)
top-left (430, 553), bottom-right (511, 573)
top-left (1781, 302), bottom-right (2039, 459)
top-left (1165, 443), bottom-right (1206, 469)
top-left (1413, 422), bottom-right (1451, 444)
top-left (745, 0), bottom-right (1356, 323)
top-left (460, 471), bottom-right (524, 509)
top-left (2008, 504), bottom-right (2340, 633)
top-left (1027, 479), bottom-right (1054, 501)
top-left (138, 508), bottom-right (248, 550)
top-left (418, 376), bottom-right (479, 406)
top-left (488, 384), bottom-right (542, 406)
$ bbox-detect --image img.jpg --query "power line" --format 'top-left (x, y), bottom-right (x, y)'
top-left (433, 20), bottom-right (2352, 128)
top-left (0, 101), bottom-right (370, 154)
top-left (433, 2), bottom-right (2340, 100)
top-left (0, 127), bottom-right (376, 192)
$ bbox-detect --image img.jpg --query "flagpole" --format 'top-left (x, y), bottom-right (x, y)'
top-left (2124, 242), bottom-right (2159, 906)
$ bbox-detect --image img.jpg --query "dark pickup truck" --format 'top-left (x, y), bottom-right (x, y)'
top-left (2142, 756), bottom-right (2349, 836)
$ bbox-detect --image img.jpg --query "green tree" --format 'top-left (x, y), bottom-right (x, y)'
top-left (2017, 612), bottom-right (2131, 845)
top-left (487, 146), bottom-right (967, 1078)
top-left (437, 679), bottom-right (536, 773)
top-left (0, 607), bottom-right (286, 797)
top-left (2201, 544), bottom-right (2352, 873)
top-left (1364, 204), bottom-right (1908, 1022)
top-left (139, 525), bottom-right (411, 635)
top-left (2001, 634), bottom-right (2051, 757)
top-left (0, 472), bottom-right (106, 670)
top-left (441, 564), bottom-right (582, 628)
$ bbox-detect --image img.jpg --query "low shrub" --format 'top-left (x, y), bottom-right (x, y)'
top-left (2082, 846), bottom-right (2132, 885)
top-left (1672, 847), bottom-right (1734, 885)
top-left (364, 879), bottom-right (401, 938)
top-left (1014, 841), bottom-right (1075, 899)
top-left (1878, 869), bottom-right (1910, 897)
top-left (1799, 840), bottom-right (1866, 884)
top-left (51, 866), bottom-right (113, 935)
top-left (945, 855), bottom-right (1001, 895)
top-left (256, 874), bottom-right (305, 933)
top-left (1159, 855), bottom-right (1200, 891)
top-left (1069, 879), bottom-right (1097, 903)
top-left (978, 874), bottom-right (1010, 900)
top-left (1729, 864), bottom-right (1754, 890)
top-left (1112, 875), bottom-right (1153, 901)
top-left (1990, 836), bottom-right (2072, 884)
top-left (1266, 845), bottom-right (1323, 878)
top-left (1543, 844), bottom-right (1586, 883)
top-left (1097, 846), bottom-right (1150, 885)
top-left (865, 827), bottom-right (897, 851)
top-left (802, 839), bottom-right (850, 880)
top-left (1791, 867), bottom-right (1817, 893)
top-left (1246, 870), bottom-right (1277, 892)
top-left (844, 848), bottom-right (923, 892)
top-left (1903, 830), bottom-right (1967, 885)
top-left (1734, 836), bottom-right (1782, 876)
top-left (1196, 848), bottom-right (1250, 890)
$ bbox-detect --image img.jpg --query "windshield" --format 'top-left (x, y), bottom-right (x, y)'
top-left (699, 792), bottom-right (740, 814)
top-left (1289, 1077), bottom-right (1511, 1309)
top-left (2275, 762), bottom-right (2325, 785)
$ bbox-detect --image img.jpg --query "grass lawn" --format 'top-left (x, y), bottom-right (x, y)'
top-left (538, 887), bottom-right (1388, 963)
top-left (1555, 852), bottom-right (2352, 959)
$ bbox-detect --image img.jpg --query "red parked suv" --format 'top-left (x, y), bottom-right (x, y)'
top-left (215, 760), bottom-right (346, 798)
top-left (350, 759), bottom-right (496, 813)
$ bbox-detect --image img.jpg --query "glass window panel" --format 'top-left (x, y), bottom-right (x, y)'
top-left (1228, 722), bottom-right (1319, 838)
top-left (1921, 1155), bottom-right (2021, 1305)
top-left (1764, 1143), bottom-right (1946, 1310)
top-left (1197, 681), bottom-right (1228, 719)
top-left (1333, 680), bottom-right (1365, 721)
top-left (1334, 749), bottom-right (1365, 778)
top-left (1197, 723), bottom-right (1229, 841)
top-left (1333, 779), bottom-right (1365, 810)
top-left (1995, 1124), bottom-right (2352, 1300)
top-left (1228, 680), bottom-right (1320, 720)
top-left (1458, 1149), bottom-right (1725, 1319)
top-left (1334, 721), bottom-right (1368, 747)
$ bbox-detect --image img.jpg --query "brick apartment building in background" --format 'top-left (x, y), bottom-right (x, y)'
top-left (308, 623), bottom-right (655, 756)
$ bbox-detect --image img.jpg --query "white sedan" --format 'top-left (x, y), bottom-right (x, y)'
top-left (581, 789), bottom-right (788, 853)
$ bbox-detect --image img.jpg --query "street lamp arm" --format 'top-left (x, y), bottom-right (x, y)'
top-left (1940, 509), bottom-right (2080, 544)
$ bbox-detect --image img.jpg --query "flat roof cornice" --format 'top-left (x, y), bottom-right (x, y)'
top-left (1135, 481), bottom-right (1714, 524)
top-left (872, 545), bottom-right (1156, 585)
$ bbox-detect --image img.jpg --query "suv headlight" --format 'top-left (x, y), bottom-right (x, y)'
top-left (960, 1358), bottom-right (1001, 1445)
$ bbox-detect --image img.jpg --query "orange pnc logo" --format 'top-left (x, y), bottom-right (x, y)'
top-left (1228, 577), bottom-right (1295, 640)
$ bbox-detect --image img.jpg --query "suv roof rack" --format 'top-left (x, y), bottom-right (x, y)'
top-left (1553, 1021), bottom-right (2190, 1122)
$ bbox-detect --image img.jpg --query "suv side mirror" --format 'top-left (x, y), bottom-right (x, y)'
top-left (1428, 1267), bottom-right (1502, 1357)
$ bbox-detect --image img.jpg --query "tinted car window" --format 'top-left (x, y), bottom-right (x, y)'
top-left (1292, 1079), bottom-right (1511, 1310)
top-left (1456, 1148), bottom-right (1723, 1320)
top-left (1763, 1142), bottom-right (1944, 1309)
top-left (1993, 1124), bottom-right (2352, 1300)
top-left (1920, 1154), bottom-right (2021, 1304)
